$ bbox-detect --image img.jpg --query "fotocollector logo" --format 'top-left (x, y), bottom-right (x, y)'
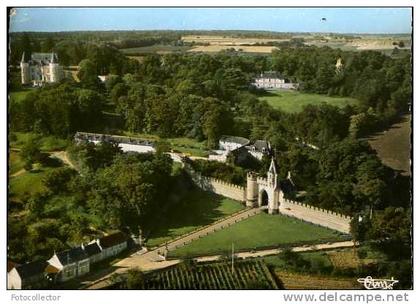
top-left (357, 276), bottom-right (399, 290)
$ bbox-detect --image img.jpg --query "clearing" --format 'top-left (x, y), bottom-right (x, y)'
top-left (145, 189), bottom-right (245, 248)
top-left (260, 90), bottom-right (359, 113)
top-left (169, 212), bottom-right (346, 257)
top-left (188, 45), bottom-right (278, 54)
top-left (368, 114), bottom-right (411, 175)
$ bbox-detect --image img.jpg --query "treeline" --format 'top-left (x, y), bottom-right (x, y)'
top-left (9, 83), bottom-right (106, 137)
top-left (9, 33), bottom-right (141, 70)
top-left (272, 47), bottom-right (412, 137)
top-left (8, 142), bottom-right (192, 262)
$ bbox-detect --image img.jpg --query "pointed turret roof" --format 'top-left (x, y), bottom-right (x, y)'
top-left (21, 52), bottom-right (26, 63)
top-left (268, 157), bottom-right (277, 175)
top-left (51, 53), bottom-right (56, 63)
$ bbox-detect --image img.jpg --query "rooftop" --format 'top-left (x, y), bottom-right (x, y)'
top-left (56, 247), bottom-right (88, 265)
top-left (83, 242), bottom-right (102, 257)
top-left (99, 232), bottom-right (128, 249)
top-left (14, 261), bottom-right (48, 279)
top-left (219, 135), bottom-right (250, 146)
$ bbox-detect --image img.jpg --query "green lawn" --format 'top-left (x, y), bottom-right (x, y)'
top-left (10, 132), bottom-right (68, 151)
top-left (170, 213), bottom-right (346, 257)
top-left (9, 165), bottom-right (53, 201)
top-left (9, 151), bottom-right (25, 175)
top-left (260, 90), bottom-right (359, 113)
top-left (9, 90), bottom-right (34, 103)
top-left (145, 190), bottom-right (245, 248)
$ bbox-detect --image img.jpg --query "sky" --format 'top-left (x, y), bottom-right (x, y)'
top-left (9, 7), bottom-right (412, 34)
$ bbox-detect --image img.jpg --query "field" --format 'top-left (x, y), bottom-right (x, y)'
top-left (260, 90), bottom-right (359, 113)
top-left (143, 260), bottom-right (279, 289)
top-left (368, 115), bottom-right (411, 175)
top-left (169, 213), bottom-right (346, 257)
top-left (188, 45), bottom-right (278, 54)
top-left (10, 132), bottom-right (69, 151)
top-left (9, 165), bottom-right (55, 202)
top-left (145, 190), bottom-right (245, 248)
top-left (181, 35), bottom-right (289, 45)
top-left (274, 270), bottom-right (359, 289)
top-left (121, 45), bottom-right (192, 55)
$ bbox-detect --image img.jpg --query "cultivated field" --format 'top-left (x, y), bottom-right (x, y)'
top-left (188, 45), bottom-right (278, 54)
top-left (143, 260), bottom-right (279, 289)
top-left (368, 115), bottom-right (411, 175)
top-left (260, 90), bottom-right (359, 113)
top-left (275, 270), bottom-right (359, 289)
top-left (121, 45), bottom-right (192, 55)
top-left (181, 35), bottom-right (289, 45)
top-left (170, 213), bottom-right (346, 257)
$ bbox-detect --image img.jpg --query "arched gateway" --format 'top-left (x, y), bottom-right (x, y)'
top-left (246, 158), bottom-right (284, 214)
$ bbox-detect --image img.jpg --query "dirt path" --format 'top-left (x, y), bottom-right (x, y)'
top-left (84, 239), bottom-right (356, 290)
top-left (49, 151), bottom-right (76, 169)
top-left (10, 168), bottom-right (26, 178)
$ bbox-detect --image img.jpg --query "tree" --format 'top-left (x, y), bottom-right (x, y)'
top-left (20, 137), bottom-right (41, 169)
top-left (125, 268), bottom-right (145, 289)
top-left (42, 167), bottom-right (76, 194)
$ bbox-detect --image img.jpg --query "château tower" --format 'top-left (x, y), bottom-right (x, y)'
top-left (20, 52), bottom-right (30, 85)
top-left (49, 53), bottom-right (61, 83)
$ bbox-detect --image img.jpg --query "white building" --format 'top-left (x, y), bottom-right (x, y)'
top-left (20, 52), bottom-right (63, 86)
top-left (96, 231), bottom-right (128, 259)
top-left (47, 247), bottom-right (90, 282)
top-left (74, 132), bottom-right (156, 154)
top-left (253, 71), bottom-right (298, 90)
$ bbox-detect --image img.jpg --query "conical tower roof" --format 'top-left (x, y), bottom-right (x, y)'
top-left (268, 157), bottom-right (277, 175)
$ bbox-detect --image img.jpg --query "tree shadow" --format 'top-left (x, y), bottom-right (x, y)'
top-left (145, 188), bottom-right (237, 245)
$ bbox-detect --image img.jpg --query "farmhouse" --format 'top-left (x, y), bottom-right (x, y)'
top-left (8, 260), bottom-right (50, 289)
top-left (210, 136), bottom-right (271, 162)
top-left (20, 52), bottom-right (63, 86)
top-left (253, 71), bottom-right (298, 90)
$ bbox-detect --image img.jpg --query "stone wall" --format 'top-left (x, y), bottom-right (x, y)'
top-left (190, 172), bottom-right (246, 202)
top-left (279, 198), bottom-right (351, 234)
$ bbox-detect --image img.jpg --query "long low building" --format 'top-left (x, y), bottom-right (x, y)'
top-left (74, 132), bottom-right (156, 154)
top-left (8, 231), bottom-right (129, 289)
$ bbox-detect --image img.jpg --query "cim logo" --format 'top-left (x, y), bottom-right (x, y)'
top-left (357, 276), bottom-right (399, 290)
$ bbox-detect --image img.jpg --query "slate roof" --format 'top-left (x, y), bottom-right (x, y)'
top-left (99, 232), bottom-right (128, 249)
top-left (14, 261), bottom-right (48, 279)
top-left (219, 135), bottom-right (250, 146)
top-left (30, 52), bottom-right (57, 64)
top-left (56, 247), bottom-right (88, 265)
top-left (8, 260), bottom-right (19, 272)
top-left (84, 242), bottom-right (102, 257)
top-left (250, 140), bottom-right (270, 153)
